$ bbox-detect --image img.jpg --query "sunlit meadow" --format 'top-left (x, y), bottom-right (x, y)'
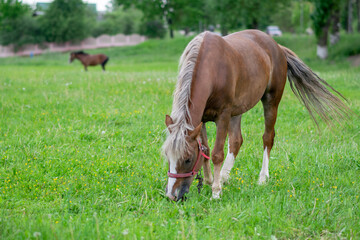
top-left (0, 35), bottom-right (359, 239)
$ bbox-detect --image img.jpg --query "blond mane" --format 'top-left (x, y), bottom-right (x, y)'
top-left (162, 32), bottom-right (206, 160)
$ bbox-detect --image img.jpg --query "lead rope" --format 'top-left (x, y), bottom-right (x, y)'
top-left (195, 169), bottom-right (203, 193)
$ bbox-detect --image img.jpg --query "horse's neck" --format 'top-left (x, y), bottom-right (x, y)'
top-left (188, 79), bottom-right (210, 127)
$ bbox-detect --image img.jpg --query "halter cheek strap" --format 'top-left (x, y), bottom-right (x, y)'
top-left (167, 139), bottom-right (210, 178)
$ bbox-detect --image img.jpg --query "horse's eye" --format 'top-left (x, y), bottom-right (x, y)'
top-left (185, 159), bottom-right (191, 164)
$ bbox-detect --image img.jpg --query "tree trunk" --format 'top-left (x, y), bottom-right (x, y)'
top-left (184, 27), bottom-right (190, 36)
top-left (220, 16), bottom-right (228, 36)
top-left (250, 18), bottom-right (259, 29)
top-left (357, 0), bottom-right (360, 32)
top-left (317, 24), bottom-right (330, 59)
top-left (168, 18), bottom-right (174, 38)
top-left (348, 0), bottom-right (354, 33)
top-left (330, 7), bottom-right (340, 45)
top-left (300, 0), bottom-right (304, 33)
top-left (220, 25), bottom-right (228, 36)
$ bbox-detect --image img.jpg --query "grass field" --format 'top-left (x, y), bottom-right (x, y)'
top-left (0, 33), bottom-right (359, 239)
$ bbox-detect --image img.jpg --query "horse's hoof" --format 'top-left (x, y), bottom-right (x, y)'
top-left (211, 190), bottom-right (222, 199)
top-left (220, 173), bottom-right (230, 185)
top-left (258, 175), bottom-right (269, 185)
top-left (211, 194), bottom-right (221, 200)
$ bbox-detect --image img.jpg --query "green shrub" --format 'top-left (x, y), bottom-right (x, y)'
top-left (91, 7), bottom-right (143, 37)
top-left (39, 0), bottom-right (92, 43)
top-left (0, 14), bottom-right (44, 49)
top-left (141, 20), bottom-right (166, 39)
top-left (329, 33), bottom-right (360, 59)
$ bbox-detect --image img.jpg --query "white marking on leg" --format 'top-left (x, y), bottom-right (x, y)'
top-left (259, 147), bottom-right (269, 185)
top-left (220, 142), bottom-right (235, 184)
top-left (166, 157), bottom-right (177, 200)
top-left (212, 164), bottom-right (222, 199)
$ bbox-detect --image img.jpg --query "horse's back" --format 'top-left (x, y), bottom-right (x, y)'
top-left (225, 30), bottom-right (277, 48)
top-left (224, 30), bottom-right (287, 97)
top-left (95, 54), bottom-right (108, 62)
top-left (88, 54), bottom-right (108, 66)
top-left (198, 30), bottom-right (287, 117)
top-left (224, 30), bottom-right (285, 68)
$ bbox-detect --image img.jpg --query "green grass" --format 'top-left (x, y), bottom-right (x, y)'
top-left (0, 34), bottom-right (359, 239)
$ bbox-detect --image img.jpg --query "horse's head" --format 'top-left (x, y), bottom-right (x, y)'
top-left (163, 115), bottom-right (207, 201)
top-left (69, 52), bottom-right (76, 63)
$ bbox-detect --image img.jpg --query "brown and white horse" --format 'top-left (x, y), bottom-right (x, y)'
top-left (162, 30), bottom-right (350, 201)
top-left (69, 51), bottom-right (109, 71)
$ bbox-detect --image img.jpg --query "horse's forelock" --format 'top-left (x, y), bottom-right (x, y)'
top-left (162, 122), bottom-right (193, 162)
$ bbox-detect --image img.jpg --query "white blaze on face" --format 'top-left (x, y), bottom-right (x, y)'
top-left (166, 156), bottom-right (177, 199)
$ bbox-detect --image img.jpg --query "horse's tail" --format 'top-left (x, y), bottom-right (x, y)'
top-left (280, 45), bottom-right (351, 127)
top-left (102, 56), bottom-right (109, 66)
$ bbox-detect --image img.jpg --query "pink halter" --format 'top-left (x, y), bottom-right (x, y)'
top-left (167, 139), bottom-right (210, 178)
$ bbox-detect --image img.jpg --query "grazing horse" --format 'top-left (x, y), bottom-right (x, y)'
top-left (162, 30), bottom-right (350, 201)
top-left (69, 51), bottom-right (109, 71)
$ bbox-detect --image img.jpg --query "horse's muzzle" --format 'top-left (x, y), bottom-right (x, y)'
top-left (165, 183), bottom-right (190, 201)
top-left (165, 189), bottom-right (176, 201)
top-left (165, 178), bottom-right (192, 201)
top-left (176, 184), bottom-right (190, 202)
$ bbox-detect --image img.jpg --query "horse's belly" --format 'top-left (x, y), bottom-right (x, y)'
top-left (231, 97), bottom-right (261, 116)
top-left (203, 75), bottom-right (268, 120)
top-left (233, 87), bottom-right (267, 114)
top-left (230, 75), bottom-right (269, 115)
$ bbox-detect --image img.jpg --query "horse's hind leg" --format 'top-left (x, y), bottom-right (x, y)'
top-left (201, 123), bottom-right (213, 185)
top-left (220, 115), bottom-right (243, 184)
top-left (259, 93), bottom-right (281, 184)
top-left (102, 58), bottom-right (109, 72)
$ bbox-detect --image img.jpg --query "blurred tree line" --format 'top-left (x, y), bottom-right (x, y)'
top-left (1, 0), bottom-right (360, 58)
top-left (0, 0), bottom-right (144, 48)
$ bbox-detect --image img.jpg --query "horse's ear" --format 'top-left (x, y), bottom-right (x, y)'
top-left (189, 122), bottom-right (202, 140)
top-left (165, 115), bottom-right (173, 132)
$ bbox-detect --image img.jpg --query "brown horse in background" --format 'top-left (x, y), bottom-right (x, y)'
top-left (162, 30), bottom-right (351, 201)
top-left (69, 51), bottom-right (109, 71)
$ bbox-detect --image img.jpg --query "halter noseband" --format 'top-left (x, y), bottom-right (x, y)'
top-left (167, 139), bottom-right (210, 178)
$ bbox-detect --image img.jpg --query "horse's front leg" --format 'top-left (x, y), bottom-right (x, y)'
top-left (82, 62), bottom-right (88, 72)
top-left (200, 123), bottom-right (212, 185)
top-left (211, 113), bottom-right (230, 199)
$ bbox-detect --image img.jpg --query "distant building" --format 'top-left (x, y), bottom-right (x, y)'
top-left (36, 2), bottom-right (50, 11)
top-left (87, 3), bottom-right (97, 13)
